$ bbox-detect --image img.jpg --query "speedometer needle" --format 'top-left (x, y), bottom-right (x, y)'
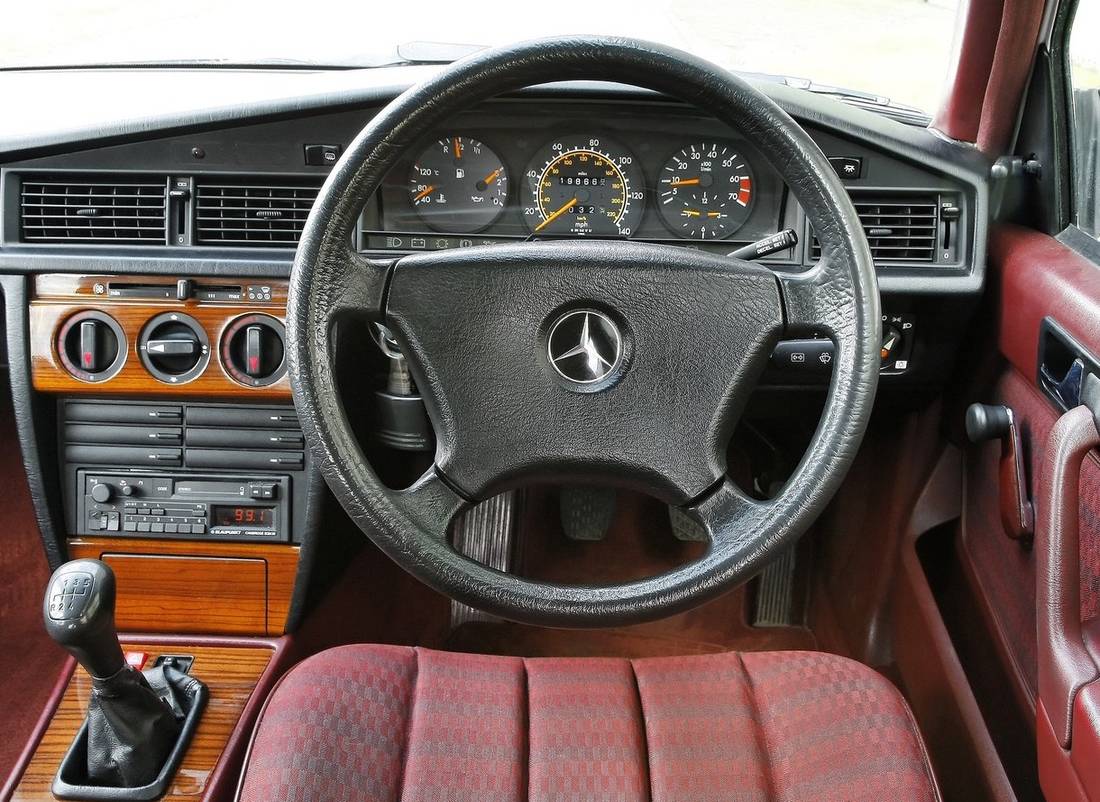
top-left (412, 185), bottom-right (435, 202)
top-left (668, 177), bottom-right (701, 187)
top-left (534, 197), bottom-right (578, 232)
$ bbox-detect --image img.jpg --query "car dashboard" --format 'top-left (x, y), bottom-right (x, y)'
top-left (0, 68), bottom-right (991, 623)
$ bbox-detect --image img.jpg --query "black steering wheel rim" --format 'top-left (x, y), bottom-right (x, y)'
top-left (287, 36), bottom-right (880, 628)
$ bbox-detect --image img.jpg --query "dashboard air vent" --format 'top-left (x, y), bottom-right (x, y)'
top-left (195, 179), bottom-right (322, 247)
top-left (20, 177), bottom-right (167, 244)
top-left (811, 194), bottom-right (939, 264)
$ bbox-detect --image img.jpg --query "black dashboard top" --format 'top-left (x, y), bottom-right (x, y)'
top-left (0, 65), bottom-right (991, 298)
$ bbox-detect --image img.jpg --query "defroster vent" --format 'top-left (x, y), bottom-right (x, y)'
top-left (20, 177), bottom-right (167, 244)
top-left (195, 179), bottom-right (322, 247)
top-left (811, 193), bottom-right (940, 264)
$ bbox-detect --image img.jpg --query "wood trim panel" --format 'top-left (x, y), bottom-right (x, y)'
top-left (31, 274), bottom-right (290, 399)
top-left (10, 643), bottom-right (273, 802)
top-left (68, 538), bottom-right (299, 636)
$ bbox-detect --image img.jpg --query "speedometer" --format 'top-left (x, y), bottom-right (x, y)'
top-left (523, 137), bottom-right (644, 237)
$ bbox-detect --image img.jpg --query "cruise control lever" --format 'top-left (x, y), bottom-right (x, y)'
top-left (728, 228), bottom-right (798, 261)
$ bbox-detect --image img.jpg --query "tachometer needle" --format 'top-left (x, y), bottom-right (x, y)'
top-left (412, 185), bottom-right (435, 202)
top-left (476, 168), bottom-right (502, 191)
top-left (535, 197), bottom-right (578, 232)
top-left (668, 177), bottom-right (701, 187)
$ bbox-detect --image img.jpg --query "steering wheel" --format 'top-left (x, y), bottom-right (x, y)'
top-left (288, 37), bottom-right (880, 628)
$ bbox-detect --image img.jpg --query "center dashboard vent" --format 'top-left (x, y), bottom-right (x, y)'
top-left (811, 193), bottom-right (939, 264)
top-left (20, 177), bottom-right (167, 244)
top-left (195, 178), bottom-right (322, 247)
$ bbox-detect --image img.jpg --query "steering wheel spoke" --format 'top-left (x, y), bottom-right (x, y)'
top-left (687, 479), bottom-right (769, 548)
top-left (776, 255), bottom-right (856, 339)
top-left (320, 247), bottom-right (394, 324)
top-left (391, 467), bottom-right (469, 541)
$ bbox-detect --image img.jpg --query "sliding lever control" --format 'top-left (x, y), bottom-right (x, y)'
top-left (966, 403), bottom-right (1034, 544)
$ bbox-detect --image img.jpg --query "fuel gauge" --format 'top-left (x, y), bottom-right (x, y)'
top-left (409, 136), bottom-right (508, 233)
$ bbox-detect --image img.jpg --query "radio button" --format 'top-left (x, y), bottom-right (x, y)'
top-left (124, 521), bottom-right (137, 532)
top-left (191, 524), bottom-right (206, 535)
top-left (137, 522), bottom-right (151, 533)
top-left (165, 523), bottom-right (178, 534)
top-left (151, 523), bottom-right (165, 533)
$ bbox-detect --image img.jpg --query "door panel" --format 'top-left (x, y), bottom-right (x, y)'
top-left (969, 223), bottom-right (1100, 800)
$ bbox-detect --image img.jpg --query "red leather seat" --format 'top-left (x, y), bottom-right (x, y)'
top-left (237, 645), bottom-right (939, 802)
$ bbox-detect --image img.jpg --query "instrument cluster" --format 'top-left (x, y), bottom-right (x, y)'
top-left (364, 107), bottom-right (785, 254)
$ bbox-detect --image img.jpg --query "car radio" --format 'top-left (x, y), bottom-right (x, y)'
top-left (77, 471), bottom-right (291, 542)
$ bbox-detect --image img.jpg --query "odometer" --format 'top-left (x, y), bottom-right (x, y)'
top-left (658, 143), bottom-right (756, 240)
top-left (523, 138), bottom-right (644, 237)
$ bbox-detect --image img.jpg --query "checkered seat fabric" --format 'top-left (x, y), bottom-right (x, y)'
top-left (237, 645), bottom-right (939, 802)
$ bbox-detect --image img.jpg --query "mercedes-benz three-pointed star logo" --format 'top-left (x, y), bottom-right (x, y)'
top-left (546, 309), bottom-right (623, 384)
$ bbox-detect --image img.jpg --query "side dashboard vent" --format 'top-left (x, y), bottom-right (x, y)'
top-left (195, 179), bottom-right (322, 247)
top-left (21, 177), bottom-right (167, 244)
top-left (811, 193), bottom-right (939, 264)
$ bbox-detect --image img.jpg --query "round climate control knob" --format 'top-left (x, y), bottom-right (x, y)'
top-left (220, 314), bottom-right (287, 387)
top-left (138, 312), bottom-right (209, 384)
top-left (57, 311), bottom-right (126, 383)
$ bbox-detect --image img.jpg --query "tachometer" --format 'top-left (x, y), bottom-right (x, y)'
top-left (523, 137), bottom-right (644, 237)
top-left (409, 136), bottom-right (508, 233)
top-left (658, 143), bottom-right (755, 240)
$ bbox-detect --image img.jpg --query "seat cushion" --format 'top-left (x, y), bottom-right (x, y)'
top-left (237, 645), bottom-right (939, 802)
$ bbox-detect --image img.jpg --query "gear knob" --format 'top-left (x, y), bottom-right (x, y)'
top-left (43, 559), bottom-right (126, 679)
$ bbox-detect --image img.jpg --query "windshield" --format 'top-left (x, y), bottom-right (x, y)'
top-left (2, 0), bottom-right (961, 113)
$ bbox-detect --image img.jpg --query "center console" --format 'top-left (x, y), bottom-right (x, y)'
top-left (61, 399), bottom-right (306, 543)
top-left (25, 272), bottom-right (316, 640)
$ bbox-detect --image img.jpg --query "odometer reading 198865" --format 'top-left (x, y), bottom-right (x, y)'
top-left (523, 137), bottom-right (644, 237)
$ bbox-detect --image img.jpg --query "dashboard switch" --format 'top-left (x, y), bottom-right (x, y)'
top-left (828, 156), bottom-right (863, 180)
top-left (771, 339), bottom-right (835, 373)
top-left (304, 144), bottom-right (341, 166)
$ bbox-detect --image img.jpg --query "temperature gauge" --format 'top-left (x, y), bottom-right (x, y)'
top-left (409, 136), bottom-right (508, 233)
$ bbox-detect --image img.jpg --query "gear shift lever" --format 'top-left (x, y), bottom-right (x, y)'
top-left (43, 558), bottom-right (127, 679)
top-left (42, 560), bottom-right (208, 796)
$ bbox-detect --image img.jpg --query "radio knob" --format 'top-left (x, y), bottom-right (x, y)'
top-left (90, 484), bottom-right (113, 504)
top-left (120, 485), bottom-right (135, 497)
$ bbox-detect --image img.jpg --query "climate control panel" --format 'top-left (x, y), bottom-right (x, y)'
top-left (32, 273), bottom-right (291, 398)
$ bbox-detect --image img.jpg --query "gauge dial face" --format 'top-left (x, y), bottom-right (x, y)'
top-left (658, 143), bottom-right (755, 240)
top-left (523, 138), bottom-right (644, 237)
top-left (409, 136), bottom-right (508, 233)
